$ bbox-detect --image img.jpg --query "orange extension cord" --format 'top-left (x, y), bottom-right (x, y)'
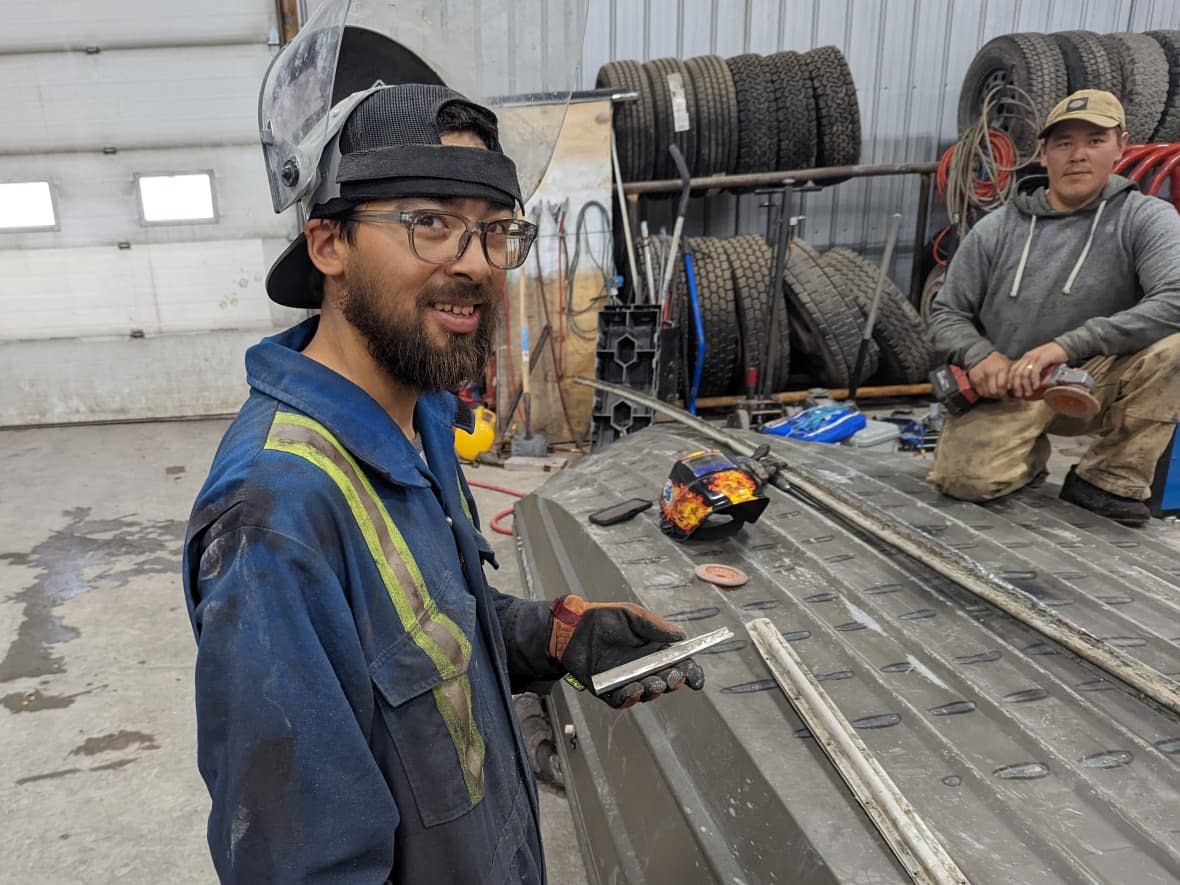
top-left (467, 478), bottom-right (527, 536)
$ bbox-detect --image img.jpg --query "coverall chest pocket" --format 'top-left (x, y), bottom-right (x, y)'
top-left (369, 585), bottom-right (486, 827)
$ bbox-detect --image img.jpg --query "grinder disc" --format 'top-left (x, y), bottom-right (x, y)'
top-left (1043, 384), bottom-right (1101, 420)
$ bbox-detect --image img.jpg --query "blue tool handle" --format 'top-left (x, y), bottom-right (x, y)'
top-left (684, 251), bottom-right (705, 416)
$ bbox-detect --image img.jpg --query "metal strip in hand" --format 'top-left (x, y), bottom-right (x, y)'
top-left (591, 626), bottom-right (733, 694)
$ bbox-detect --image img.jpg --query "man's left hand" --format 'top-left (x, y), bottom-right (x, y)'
top-left (1007, 341), bottom-right (1069, 399)
top-left (548, 594), bottom-right (706, 709)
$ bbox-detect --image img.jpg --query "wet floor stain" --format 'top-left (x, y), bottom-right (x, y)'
top-left (16, 767), bottom-right (82, 785)
top-left (0, 508), bottom-right (185, 683)
top-left (1, 687), bottom-right (93, 713)
top-left (70, 730), bottom-right (159, 756)
top-left (16, 756), bottom-right (140, 786)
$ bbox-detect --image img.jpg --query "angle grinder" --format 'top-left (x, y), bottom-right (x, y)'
top-left (929, 363), bottom-right (1100, 420)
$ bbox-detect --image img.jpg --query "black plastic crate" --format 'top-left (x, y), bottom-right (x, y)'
top-left (595, 305), bottom-right (659, 390)
top-left (591, 391), bottom-right (654, 450)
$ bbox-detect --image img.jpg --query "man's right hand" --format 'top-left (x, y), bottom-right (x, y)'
top-left (966, 351), bottom-right (1014, 399)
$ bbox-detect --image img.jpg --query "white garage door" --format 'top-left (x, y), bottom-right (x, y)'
top-left (0, 0), bottom-right (305, 425)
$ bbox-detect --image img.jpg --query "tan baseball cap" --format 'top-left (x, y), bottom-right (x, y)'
top-left (1039, 89), bottom-right (1127, 138)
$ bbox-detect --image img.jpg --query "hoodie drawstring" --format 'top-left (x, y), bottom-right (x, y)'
top-left (1062, 199), bottom-right (1106, 295)
top-left (1009, 215), bottom-right (1037, 298)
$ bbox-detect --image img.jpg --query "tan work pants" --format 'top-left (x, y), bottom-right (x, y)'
top-left (928, 334), bottom-right (1180, 502)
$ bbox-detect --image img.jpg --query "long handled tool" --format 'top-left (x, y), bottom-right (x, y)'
top-left (657, 144), bottom-right (693, 313)
top-left (849, 213), bottom-right (902, 401)
top-left (572, 375), bottom-right (1180, 716)
top-left (611, 133), bottom-right (642, 301)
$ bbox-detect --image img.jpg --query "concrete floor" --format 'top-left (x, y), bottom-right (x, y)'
top-left (0, 418), bottom-right (588, 885)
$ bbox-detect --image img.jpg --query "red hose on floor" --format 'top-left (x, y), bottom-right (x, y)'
top-left (468, 478), bottom-right (528, 536)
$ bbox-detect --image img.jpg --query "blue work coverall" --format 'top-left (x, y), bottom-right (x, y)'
top-left (182, 318), bottom-right (558, 884)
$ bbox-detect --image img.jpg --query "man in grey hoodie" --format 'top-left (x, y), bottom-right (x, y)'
top-left (928, 89), bottom-right (1180, 526)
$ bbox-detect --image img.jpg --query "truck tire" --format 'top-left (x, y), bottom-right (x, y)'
top-left (1102, 33), bottom-right (1169, 143)
top-left (1051, 31), bottom-right (1122, 95)
top-left (726, 53), bottom-right (778, 176)
top-left (719, 234), bottom-right (790, 392)
top-left (820, 247), bottom-right (937, 383)
top-left (1146, 30), bottom-right (1180, 142)
top-left (958, 33), bottom-right (1067, 155)
top-left (802, 46), bottom-right (861, 175)
top-left (596, 60), bottom-right (654, 183)
top-left (783, 240), bottom-right (878, 388)
top-left (684, 237), bottom-right (740, 397)
top-left (647, 57), bottom-right (700, 180)
top-left (764, 50), bottom-right (817, 172)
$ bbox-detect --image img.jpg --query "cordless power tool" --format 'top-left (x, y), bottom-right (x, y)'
top-left (929, 363), bottom-right (1100, 420)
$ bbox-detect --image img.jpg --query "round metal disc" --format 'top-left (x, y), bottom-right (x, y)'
top-left (695, 563), bottom-right (750, 588)
top-left (1043, 385), bottom-right (1101, 421)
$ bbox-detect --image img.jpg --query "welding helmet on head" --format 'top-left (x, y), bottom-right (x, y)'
top-left (257, 0), bottom-right (587, 306)
top-left (659, 450), bottom-right (770, 542)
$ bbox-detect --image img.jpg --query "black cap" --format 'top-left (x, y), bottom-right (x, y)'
top-left (266, 84), bottom-right (523, 309)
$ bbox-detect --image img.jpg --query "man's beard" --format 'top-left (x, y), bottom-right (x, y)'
top-left (340, 263), bottom-right (500, 393)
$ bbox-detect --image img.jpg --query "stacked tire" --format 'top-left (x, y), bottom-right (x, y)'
top-left (597, 46), bottom-right (861, 184)
top-left (959, 30), bottom-right (1180, 150)
top-left (667, 235), bottom-right (937, 398)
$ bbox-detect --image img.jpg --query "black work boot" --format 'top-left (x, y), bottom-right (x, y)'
top-left (1059, 466), bottom-right (1151, 527)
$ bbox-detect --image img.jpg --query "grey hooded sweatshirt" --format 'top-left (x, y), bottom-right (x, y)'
top-left (929, 174), bottom-right (1180, 368)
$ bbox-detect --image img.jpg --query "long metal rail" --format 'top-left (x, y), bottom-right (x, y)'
top-left (621, 161), bottom-right (940, 195)
top-left (748, 619), bottom-right (970, 885)
top-left (573, 376), bottom-right (1180, 716)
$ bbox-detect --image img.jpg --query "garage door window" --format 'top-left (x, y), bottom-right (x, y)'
top-left (136, 172), bottom-right (217, 224)
top-left (0, 181), bottom-right (58, 231)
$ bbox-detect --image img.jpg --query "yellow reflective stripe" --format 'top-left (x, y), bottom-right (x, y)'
top-left (264, 411), bottom-right (484, 802)
top-left (270, 412), bottom-right (469, 669)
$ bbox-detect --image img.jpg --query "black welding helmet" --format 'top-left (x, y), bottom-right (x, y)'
top-left (659, 450), bottom-right (770, 542)
top-left (257, 0), bottom-right (587, 306)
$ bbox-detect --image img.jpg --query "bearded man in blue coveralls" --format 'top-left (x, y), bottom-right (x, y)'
top-left (181, 68), bottom-right (705, 885)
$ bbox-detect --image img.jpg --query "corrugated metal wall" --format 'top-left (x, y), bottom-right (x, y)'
top-left (580, 0), bottom-right (1180, 280)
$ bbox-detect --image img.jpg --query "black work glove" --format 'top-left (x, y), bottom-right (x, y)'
top-left (548, 594), bottom-right (706, 709)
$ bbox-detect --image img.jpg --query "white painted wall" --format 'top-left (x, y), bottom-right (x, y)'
top-left (0, 1), bottom-right (301, 427)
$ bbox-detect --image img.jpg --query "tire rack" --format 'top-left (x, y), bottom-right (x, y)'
top-left (619, 160), bottom-right (939, 401)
